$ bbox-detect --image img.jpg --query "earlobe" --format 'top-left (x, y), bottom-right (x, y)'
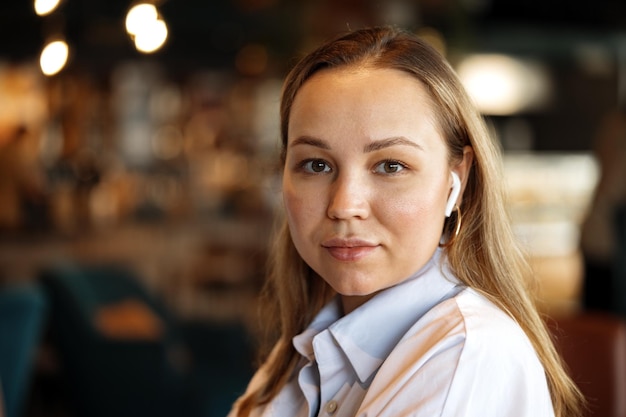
top-left (445, 172), bottom-right (461, 217)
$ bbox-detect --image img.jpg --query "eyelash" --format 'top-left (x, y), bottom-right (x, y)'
top-left (374, 159), bottom-right (408, 174)
top-left (298, 158), bottom-right (332, 174)
top-left (296, 158), bottom-right (409, 175)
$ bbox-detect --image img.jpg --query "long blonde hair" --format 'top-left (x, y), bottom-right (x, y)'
top-left (236, 26), bottom-right (584, 417)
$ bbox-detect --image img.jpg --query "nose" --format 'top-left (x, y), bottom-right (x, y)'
top-left (327, 173), bottom-right (370, 220)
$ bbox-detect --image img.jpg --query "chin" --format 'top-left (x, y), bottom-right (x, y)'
top-left (329, 281), bottom-right (379, 297)
top-left (336, 289), bottom-right (374, 297)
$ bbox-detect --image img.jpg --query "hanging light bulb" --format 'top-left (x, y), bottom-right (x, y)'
top-left (125, 3), bottom-right (168, 54)
top-left (40, 39), bottom-right (69, 76)
top-left (125, 3), bottom-right (158, 36)
top-left (34, 0), bottom-right (62, 16)
top-left (133, 17), bottom-right (168, 53)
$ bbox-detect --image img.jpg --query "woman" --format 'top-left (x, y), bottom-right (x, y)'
top-left (229, 26), bottom-right (583, 417)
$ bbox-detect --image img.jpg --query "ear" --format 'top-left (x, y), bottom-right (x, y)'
top-left (448, 146), bottom-right (474, 211)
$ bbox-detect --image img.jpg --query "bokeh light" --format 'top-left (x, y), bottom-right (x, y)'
top-left (34, 0), bottom-right (61, 16)
top-left (125, 3), bottom-right (168, 54)
top-left (39, 40), bottom-right (69, 76)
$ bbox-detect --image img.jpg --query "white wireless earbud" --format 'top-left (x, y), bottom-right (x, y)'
top-left (445, 172), bottom-right (461, 217)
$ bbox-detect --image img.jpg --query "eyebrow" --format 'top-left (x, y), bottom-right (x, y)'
top-left (289, 135), bottom-right (423, 152)
top-left (363, 136), bottom-right (423, 153)
top-left (289, 136), bottom-right (331, 150)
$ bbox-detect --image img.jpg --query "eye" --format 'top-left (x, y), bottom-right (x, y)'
top-left (301, 159), bottom-right (331, 173)
top-left (374, 159), bottom-right (406, 174)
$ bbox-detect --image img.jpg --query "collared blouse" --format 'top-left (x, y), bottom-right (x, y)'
top-left (229, 249), bottom-right (555, 417)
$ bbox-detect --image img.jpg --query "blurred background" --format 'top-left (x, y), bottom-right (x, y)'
top-left (0, 0), bottom-right (625, 416)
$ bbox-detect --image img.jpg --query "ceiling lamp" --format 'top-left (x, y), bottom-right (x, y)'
top-left (40, 39), bottom-right (69, 76)
top-left (456, 54), bottom-right (551, 116)
top-left (125, 3), bottom-right (168, 54)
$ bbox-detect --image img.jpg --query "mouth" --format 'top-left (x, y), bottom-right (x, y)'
top-left (321, 238), bottom-right (379, 261)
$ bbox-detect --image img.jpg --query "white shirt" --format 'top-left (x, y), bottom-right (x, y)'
top-left (230, 249), bottom-right (555, 417)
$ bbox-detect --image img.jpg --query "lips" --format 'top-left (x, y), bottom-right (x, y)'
top-left (321, 238), bottom-right (379, 261)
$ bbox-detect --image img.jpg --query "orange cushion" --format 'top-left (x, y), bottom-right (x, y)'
top-left (94, 299), bottom-right (164, 341)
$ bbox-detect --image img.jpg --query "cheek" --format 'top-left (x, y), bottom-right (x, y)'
top-left (282, 186), bottom-right (323, 261)
top-left (387, 201), bottom-right (434, 227)
top-left (282, 184), bottom-right (318, 231)
top-left (390, 179), bottom-right (444, 209)
top-left (379, 188), bottom-right (447, 233)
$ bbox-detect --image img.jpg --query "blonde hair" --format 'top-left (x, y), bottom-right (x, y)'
top-left (236, 26), bottom-right (584, 417)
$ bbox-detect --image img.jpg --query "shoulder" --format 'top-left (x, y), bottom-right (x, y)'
top-left (388, 287), bottom-right (537, 368)
top-left (453, 288), bottom-right (534, 348)
top-left (440, 289), bottom-right (553, 415)
top-left (360, 288), bottom-right (553, 416)
top-left (411, 287), bottom-right (541, 365)
top-left (366, 287), bottom-right (537, 390)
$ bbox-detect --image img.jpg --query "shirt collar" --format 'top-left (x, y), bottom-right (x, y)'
top-left (293, 298), bottom-right (342, 360)
top-left (294, 248), bottom-right (463, 384)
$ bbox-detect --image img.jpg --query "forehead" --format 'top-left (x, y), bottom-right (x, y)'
top-left (288, 66), bottom-right (443, 145)
top-left (297, 65), bottom-right (429, 101)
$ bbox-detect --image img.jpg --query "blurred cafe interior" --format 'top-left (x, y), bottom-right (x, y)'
top-left (1, 0), bottom-right (626, 416)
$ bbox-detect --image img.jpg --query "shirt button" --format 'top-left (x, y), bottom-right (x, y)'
top-left (325, 400), bottom-right (338, 414)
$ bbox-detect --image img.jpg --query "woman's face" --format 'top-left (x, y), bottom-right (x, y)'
top-left (283, 66), bottom-right (470, 313)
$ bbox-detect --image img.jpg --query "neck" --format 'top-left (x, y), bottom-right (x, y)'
top-left (341, 292), bottom-right (378, 315)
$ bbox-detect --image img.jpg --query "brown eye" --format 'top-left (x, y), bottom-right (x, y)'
top-left (303, 159), bottom-right (331, 173)
top-left (375, 160), bottom-right (405, 174)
